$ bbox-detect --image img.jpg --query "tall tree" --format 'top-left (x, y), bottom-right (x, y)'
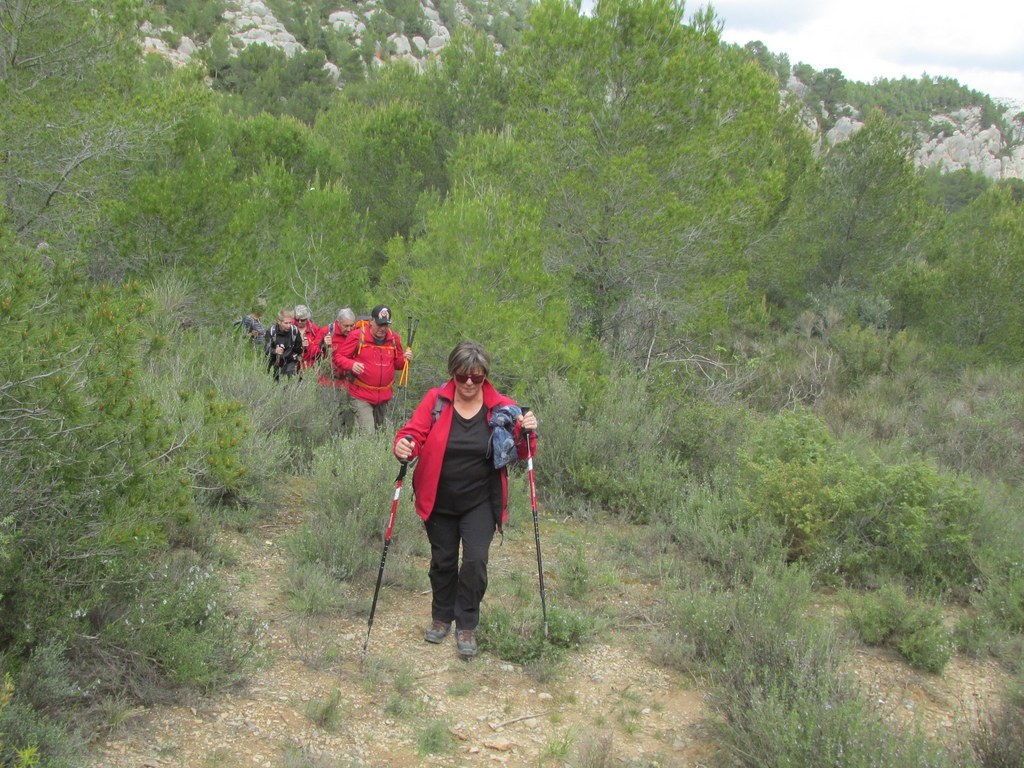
top-left (378, 175), bottom-right (598, 394)
top-left (0, 0), bottom-right (154, 249)
top-left (809, 110), bottom-right (924, 292)
top-left (318, 70), bottom-right (448, 251)
top-left (505, 0), bottom-right (801, 363)
top-left (923, 183), bottom-right (1024, 361)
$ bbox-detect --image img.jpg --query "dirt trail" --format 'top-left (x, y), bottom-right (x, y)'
top-left (86, 499), bottom-right (1008, 767)
top-left (86, 502), bottom-right (716, 767)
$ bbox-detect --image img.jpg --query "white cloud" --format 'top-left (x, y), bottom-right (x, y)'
top-left (711, 0), bottom-right (1024, 104)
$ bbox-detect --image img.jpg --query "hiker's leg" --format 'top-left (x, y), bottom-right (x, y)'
top-left (351, 396), bottom-right (375, 435)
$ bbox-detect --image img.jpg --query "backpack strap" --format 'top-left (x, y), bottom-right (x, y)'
top-left (431, 394), bottom-right (450, 424)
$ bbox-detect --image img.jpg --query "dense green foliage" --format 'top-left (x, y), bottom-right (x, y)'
top-left (4, 0), bottom-right (1024, 762)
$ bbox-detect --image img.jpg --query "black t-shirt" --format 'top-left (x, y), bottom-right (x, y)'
top-left (434, 405), bottom-right (495, 514)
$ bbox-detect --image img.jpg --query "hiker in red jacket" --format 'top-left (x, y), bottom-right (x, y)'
top-left (317, 308), bottom-right (358, 433)
top-left (393, 340), bottom-right (538, 658)
top-left (333, 304), bottom-right (412, 434)
top-left (294, 304), bottom-right (324, 374)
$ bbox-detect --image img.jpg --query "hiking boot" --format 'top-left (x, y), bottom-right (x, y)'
top-left (424, 620), bottom-right (451, 644)
top-left (455, 629), bottom-right (477, 657)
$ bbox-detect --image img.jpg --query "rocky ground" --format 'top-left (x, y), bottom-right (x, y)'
top-left (85, 498), bottom-right (1010, 767)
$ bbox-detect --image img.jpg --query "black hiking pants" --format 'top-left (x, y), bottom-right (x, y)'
top-left (423, 500), bottom-right (496, 631)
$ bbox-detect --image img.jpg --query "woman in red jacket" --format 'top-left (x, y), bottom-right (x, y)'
top-left (394, 340), bottom-right (537, 658)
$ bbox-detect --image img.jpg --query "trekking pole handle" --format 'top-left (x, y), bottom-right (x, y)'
top-left (520, 406), bottom-right (537, 436)
top-left (394, 436), bottom-right (414, 475)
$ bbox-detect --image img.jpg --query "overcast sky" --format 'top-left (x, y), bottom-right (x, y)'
top-left (579, 0), bottom-right (1024, 107)
top-left (708, 0), bottom-right (1024, 107)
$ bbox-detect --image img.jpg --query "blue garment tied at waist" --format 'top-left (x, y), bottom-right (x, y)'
top-left (489, 404), bottom-right (523, 469)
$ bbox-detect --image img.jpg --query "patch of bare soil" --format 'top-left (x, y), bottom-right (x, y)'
top-left (86, 498), bottom-right (1009, 768)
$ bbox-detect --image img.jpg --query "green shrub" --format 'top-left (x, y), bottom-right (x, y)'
top-left (480, 605), bottom-right (593, 665)
top-left (137, 282), bottom-right (289, 513)
top-left (965, 694), bottom-right (1024, 768)
top-left (834, 362), bottom-right (1024, 487)
top-left (653, 566), bottom-right (811, 673)
top-left (646, 478), bottom-right (788, 588)
top-left (0, 258), bottom-right (263, 715)
top-left (741, 409), bottom-right (982, 591)
top-left (662, 399), bottom-right (754, 482)
top-left (953, 612), bottom-right (1002, 659)
top-left (287, 432), bottom-right (426, 585)
top-left (831, 324), bottom-right (910, 388)
top-left (701, 575), bottom-right (956, 768)
top-left (416, 719), bottom-right (455, 756)
top-left (651, 584), bottom-right (734, 671)
top-left (0, 668), bottom-right (79, 768)
top-left (555, 541), bottom-right (591, 600)
top-left (533, 371), bottom-right (684, 522)
top-left (285, 563), bottom-right (350, 615)
top-left (979, 561), bottom-right (1024, 634)
top-left (304, 688), bottom-right (344, 732)
top-left (98, 551), bottom-right (267, 692)
top-left (897, 612), bottom-right (955, 674)
top-left (846, 585), bottom-right (954, 673)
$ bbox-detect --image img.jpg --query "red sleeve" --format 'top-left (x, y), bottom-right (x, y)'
top-left (394, 389), bottom-right (438, 460)
top-left (307, 323), bottom-right (327, 349)
top-left (301, 323), bottom-right (325, 366)
top-left (333, 329), bottom-right (359, 373)
top-left (392, 332), bottom-right (405, 366)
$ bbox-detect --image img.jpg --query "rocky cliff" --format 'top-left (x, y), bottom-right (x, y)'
top-left (140, 1), bottom-right (1024, 180)
top-left (141, 0), bottom-right (511, 83)
top-left (790, 77), bottom-right (1024, 180)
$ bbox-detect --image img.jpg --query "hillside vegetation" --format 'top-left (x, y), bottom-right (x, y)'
top-left (3, 0), bottom-right (1024, 765)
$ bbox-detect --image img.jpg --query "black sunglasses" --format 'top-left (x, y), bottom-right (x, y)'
top-left (454, 372), bottom-right (486, 384)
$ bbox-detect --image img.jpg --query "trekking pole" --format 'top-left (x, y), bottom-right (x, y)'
top-left (363, 438), bottom-right (413, 655)
top-left (399, 317), bottom-right (419, 418)
top-left (523, 409), bottom-right (548, 640)
top-left (398, 317), bottom-right (419, 387)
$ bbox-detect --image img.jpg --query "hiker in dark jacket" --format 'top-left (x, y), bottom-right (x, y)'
top-left (264, 308), bottom-right (303, 381)
top-left (239, 297), bottom-right (268, 346)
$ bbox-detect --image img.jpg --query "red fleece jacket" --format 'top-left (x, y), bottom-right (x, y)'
top-left (394, 379), bottom-right (535, 525)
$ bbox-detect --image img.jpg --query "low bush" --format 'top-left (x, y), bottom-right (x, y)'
top-left (0, 698), bottom-right (76, 768)
top-left (416, 719), bottom-right (455, 756)
top-left (964, 690), bottom-right (1024, 768)
top-left (663, 569), bottom-right (959, 768)
top-left (846, 585), bottom-right (954, 673)
top-left (285, 563), bottom-right (351, 616)
top-left (740, 408), bottom-right (982, 592)
top-left (480, 605), bottom-right (594, 665)
top-left (648, 563), bottom-right (958, 766)
top-left (645, 477), bottom-right (788, 589)
top-left (532, 371), bottom-right (685, 522)
top-left (828, 362), bottom-right (1024, 487)
top-left (304, 688), bottom-right (344, 732)
top-left (96, 551), bottom-right (268, 694)
top-left (978, 561), bottom-right (1024, 634)
top-left (287, 432), bottom-right (427, 585)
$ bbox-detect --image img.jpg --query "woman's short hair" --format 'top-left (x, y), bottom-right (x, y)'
top-left (448, 340), bottom-right (490, 377)
top-left (336, 307), bottom-right (356, 323)
top-left (278, 308), bottom-right (295, 322)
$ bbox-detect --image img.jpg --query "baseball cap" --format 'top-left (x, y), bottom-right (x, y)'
top-left (371, 305), bottom-right (392, 325)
